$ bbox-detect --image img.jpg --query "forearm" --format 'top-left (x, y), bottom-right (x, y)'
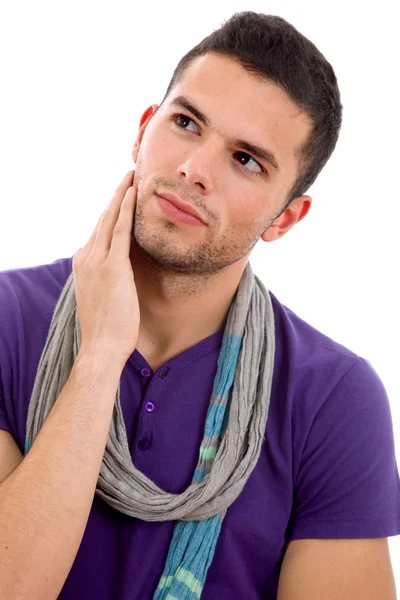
top-left (0, 351), bottom-right (123, 600)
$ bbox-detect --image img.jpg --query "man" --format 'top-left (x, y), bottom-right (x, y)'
top-left (0, 11), bottom-right (399, 600)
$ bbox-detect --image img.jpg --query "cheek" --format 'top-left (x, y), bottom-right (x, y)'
top-left (140, 125), bottom-right (177, 166)
top-left (231, 196), bottom-right (269, 230)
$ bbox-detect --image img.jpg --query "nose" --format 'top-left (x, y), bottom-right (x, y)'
top-left (176, 140), bottom-right (219, 193)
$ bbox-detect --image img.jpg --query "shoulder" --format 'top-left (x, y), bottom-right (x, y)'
top-left (269, 290), bottom-right (360, 369)
top-left (0, 254), bottom-right (75, 448)
top-left (0, 254), bottom-right (74, 292)
top-left (268, 290), bottom-right (389, 450)
top-left (0, 252), bottom-right (74, 367)
top-left (269, 290), bottom-right (365, 399)
top-left (267, 295), bottom-right (400, 542)
top-left (0, 254), bottom-right (74, 325)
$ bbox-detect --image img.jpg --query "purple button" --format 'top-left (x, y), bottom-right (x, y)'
top-left (141, 368), bottom-right (151, 377)
top-left (145, 401), bottom-right (155, 413)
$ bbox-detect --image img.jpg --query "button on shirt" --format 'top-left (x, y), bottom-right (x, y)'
top-left (0, 256), bottom-right (399, 600)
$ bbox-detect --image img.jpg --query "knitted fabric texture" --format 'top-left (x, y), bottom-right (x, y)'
top-left (25, 261), bottom-right (275, 599)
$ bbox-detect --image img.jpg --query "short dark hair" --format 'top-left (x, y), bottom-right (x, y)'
top-left (161, 11), bottom-right (343, 212)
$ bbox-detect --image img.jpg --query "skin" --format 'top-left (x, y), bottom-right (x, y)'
top-left (129, 52), bottom-right (313, 370)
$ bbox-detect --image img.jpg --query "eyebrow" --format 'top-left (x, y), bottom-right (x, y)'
top-left (169, 94), bottom-right (281, 174)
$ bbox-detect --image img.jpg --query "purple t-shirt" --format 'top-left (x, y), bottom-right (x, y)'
top-left (1, 255), bottom-right (399, 599)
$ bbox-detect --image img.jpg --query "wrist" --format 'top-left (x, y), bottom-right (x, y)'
top-left (74, 346), bottom-right (127, 379)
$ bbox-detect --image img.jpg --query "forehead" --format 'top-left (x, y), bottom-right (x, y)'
top-left (166, 53), bottom-right (312, 177)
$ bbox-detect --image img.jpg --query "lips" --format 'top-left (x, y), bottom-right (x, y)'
top-left (156, 192), bottom-right (206, 225)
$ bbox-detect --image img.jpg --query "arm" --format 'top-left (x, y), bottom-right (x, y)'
top-left (0, 169), bottom-right (139, 599)
top-left (0, 431), bottom-right (24, 485)
top-left (0, 353), bottom-right (123, 599)
top-left (277, 537), bottom-right (397, 599)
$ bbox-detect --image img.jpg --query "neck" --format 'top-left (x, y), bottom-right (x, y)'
top-left (129, 239), bottom-right (246, 367)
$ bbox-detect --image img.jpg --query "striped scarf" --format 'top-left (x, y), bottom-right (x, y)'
top-left (25, 260), bottom-right (275, 599)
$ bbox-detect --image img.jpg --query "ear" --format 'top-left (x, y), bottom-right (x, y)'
top-left (261, 195), bottom-right (312, 242)
top-left (132, 103), bottom-right (159, 163)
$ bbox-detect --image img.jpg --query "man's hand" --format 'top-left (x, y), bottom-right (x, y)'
top-left (72, 170), bottom-right (140, 363)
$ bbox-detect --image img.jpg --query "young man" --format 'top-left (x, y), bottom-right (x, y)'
top-left (0, 11), bottom-right (399, 600)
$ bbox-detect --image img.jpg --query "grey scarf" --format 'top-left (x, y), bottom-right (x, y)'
top-left (25, 261), bottom-right (275, 522)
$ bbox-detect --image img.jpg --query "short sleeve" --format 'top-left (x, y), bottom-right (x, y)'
top-left (288, 357), bottom-right (400, 540)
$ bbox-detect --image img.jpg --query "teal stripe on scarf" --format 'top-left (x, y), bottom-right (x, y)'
top-left (204, 402), bottom-right (228, 437)
top-left (153, 333), bottom-right (241, 599)
top-left (153, 516), bottom-right (224, 599)
top-left (193, 468), bottom-right (208, 483)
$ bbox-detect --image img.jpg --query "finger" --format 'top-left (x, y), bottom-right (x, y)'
top-left (108, 185), bottom-right (137, 261)
top-left (89, 170), bottom-right (135, 260)
top-left (79, 209), bottom-right (105, 259)
top-left (77, 171), bottom-right (134, 261)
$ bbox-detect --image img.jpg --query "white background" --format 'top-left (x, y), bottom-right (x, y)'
top-left (0, 0), bottom-right (399, 591)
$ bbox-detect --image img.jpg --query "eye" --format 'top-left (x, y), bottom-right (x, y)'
top-left (171, 113), bottom-right (266, 178)
top-left (233, 152), bottom-right (264, 176)
top-left (172, 113), bottom-right (199, 133)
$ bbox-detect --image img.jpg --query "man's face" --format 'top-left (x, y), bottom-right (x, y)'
top-left (131, 53), bottom-right (312, 276)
